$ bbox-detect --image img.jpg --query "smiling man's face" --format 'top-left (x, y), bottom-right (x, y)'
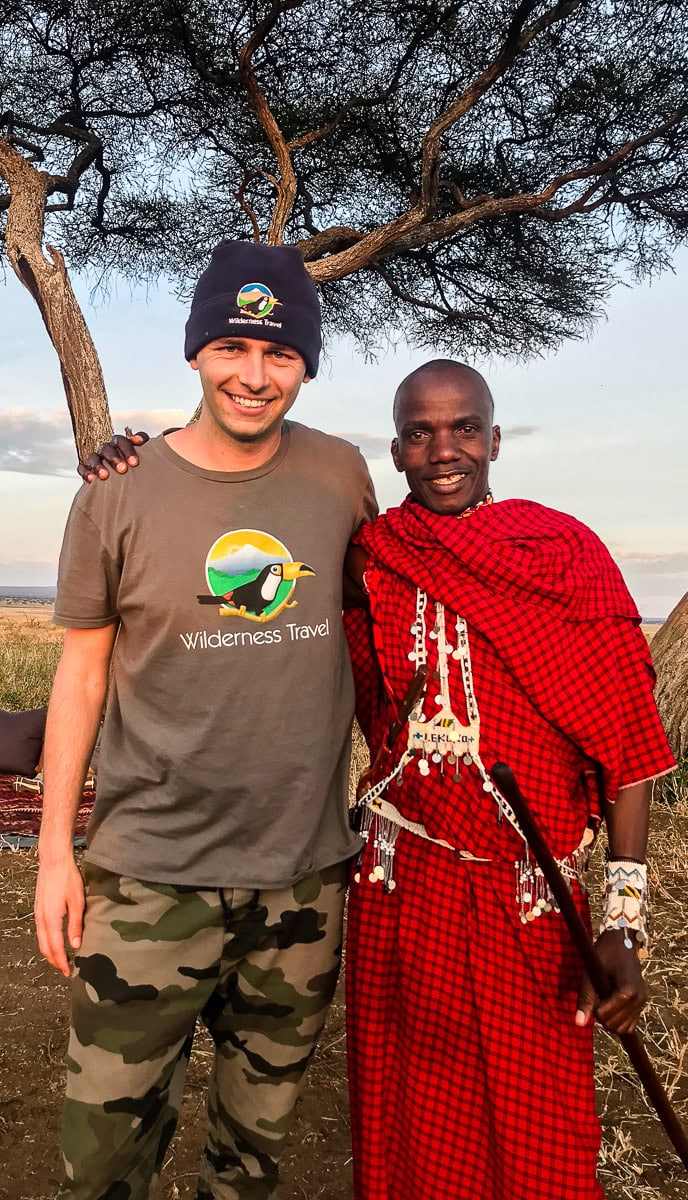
top-left (190, 336), bottom-right (309, 448)
top-left (391, 362), bottom-right (500, 516)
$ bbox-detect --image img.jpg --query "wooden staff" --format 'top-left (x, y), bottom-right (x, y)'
top-left (491, 761), bottom-right (688, 1172)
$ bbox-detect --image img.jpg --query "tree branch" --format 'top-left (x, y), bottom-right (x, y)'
top-left (301, 3), bottom-right (586, 280)
top-left (298, 225), bottom-right (365, 260)
top-left (238, 0), bottom-right (304, 243)
top-left (286, 7), bottom-right (458, 153)
top-left (374, 261), bottom-right (499, 330)
top-left (374, 263), bottom-right (454, 317)
top-left (234, 168), bottom-right (262, 241)
top-left (0, 138), bottom-right (112, 458)
top-left (307, 104), bottom-right (688, 282)
top-left (420, 0), bottom-right (584, 214)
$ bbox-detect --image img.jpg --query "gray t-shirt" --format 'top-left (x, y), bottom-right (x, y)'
top-left (55, 422), bottom-right (377, 888)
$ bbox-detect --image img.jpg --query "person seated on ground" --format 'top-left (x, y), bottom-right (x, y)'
top-left (0, 707), bottom-right (47, 777)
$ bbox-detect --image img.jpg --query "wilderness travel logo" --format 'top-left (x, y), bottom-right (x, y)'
top-left (196, 529), bottom-right (315, 624)
top-left (236, 282), bottom-right (282, 319)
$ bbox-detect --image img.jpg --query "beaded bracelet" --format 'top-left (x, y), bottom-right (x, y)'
top-left (600, 859), bottom-right (648, 952)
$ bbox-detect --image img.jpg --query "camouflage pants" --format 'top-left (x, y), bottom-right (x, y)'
top-left (58, 860), bottom-right (347, 1200)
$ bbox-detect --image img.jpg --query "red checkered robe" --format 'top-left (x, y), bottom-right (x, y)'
top-left (345, 498), bottom-right (674, 1200)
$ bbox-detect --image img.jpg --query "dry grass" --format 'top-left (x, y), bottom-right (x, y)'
top-left (0, 611), bottom-right (63, 711)
top-left (659, 758), bottom-right (688, 806)
top-left (592, 791), bottom-right (688, 1198)
top-left (1, 613), bottom-right (686, 1197)
top-left (1, 787), bottom-right (685, 1198)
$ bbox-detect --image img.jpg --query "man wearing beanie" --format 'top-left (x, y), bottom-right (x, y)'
top-left (35, 240), bottom-right (376, 1199)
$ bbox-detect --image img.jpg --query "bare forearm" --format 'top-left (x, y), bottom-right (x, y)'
top-left (39, 630), bottom-right (113, 862)
top-left (604, 779), bottom-right (652, 862)
top-left (35, 623), bottom-right (116, 973)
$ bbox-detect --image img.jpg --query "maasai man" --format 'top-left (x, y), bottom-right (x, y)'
top-left (343, 360), bottom-right (675, 1200)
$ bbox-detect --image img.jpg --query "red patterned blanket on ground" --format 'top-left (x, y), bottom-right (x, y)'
top-left (0, 775), bottom-right (94, 845)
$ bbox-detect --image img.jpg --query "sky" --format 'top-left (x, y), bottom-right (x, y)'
top-left (0, 250), bottom-right (686, 617)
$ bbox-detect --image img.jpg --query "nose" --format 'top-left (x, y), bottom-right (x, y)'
top-left (429, 429), bottom-right (460, 464)
top-left (238, 346), bottom-right (269, 392)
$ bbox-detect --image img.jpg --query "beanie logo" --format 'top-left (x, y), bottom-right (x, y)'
top-left (236, 282), bottom-right (282, 320)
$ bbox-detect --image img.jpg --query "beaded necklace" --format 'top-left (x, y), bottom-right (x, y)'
top-left (405, 589), bottom-right (524, 837)
top-left (355, 581), bottom-right (529, 884)
top-left (354, 492), bottom-right (590, 915)
top-left (407, 594), bottom-right (480, 779)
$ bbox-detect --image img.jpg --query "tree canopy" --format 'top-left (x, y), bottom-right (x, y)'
top-left (2, 0), bottom-right (687, 367)
top-left (3, 1), bottom-right (687, 761)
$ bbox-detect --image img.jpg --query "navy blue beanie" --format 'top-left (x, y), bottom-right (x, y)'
top-left (184, 241), bottom-right (322, 377)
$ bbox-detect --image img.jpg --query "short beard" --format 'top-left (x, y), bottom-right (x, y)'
top-left (224, 422), bottom-right (280, 443)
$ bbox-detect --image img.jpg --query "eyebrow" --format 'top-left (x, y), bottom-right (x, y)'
top-left (215, 338), bottom-right (296, 353)
top-left (400, 419), bottom-right (433, 432)
top-left (401, 413), bottom-right (486, 431)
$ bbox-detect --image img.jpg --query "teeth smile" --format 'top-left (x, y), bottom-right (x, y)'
top-left (432, 473), bottom-right (467, 484)
top-left (230, 394), bottom-right (270, 409)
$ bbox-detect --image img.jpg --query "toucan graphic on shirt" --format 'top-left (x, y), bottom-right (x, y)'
top-left (197, 529), bottom-right (315, 623)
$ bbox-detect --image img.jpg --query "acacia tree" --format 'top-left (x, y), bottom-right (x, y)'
top-left (1, 0), bottom-right (687, 460)
top-left (0, 1), bottom-right (197, 453)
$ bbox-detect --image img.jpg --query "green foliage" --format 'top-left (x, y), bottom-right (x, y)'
top-left (0, 628), bottom-right (61, 710)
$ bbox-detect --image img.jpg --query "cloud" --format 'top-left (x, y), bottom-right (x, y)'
top-left (334, 432), bottom-right (391, 458)
top-left (612, 550), bottom-right (688, 579)
top-left (0, 407), bottom-right (191, 476)
top-left (612, 549), bottom-right (688, 615)
top-left (0, 409), bottom-right (75, 475)
top-left (0, 400), bottom-right (539, 480)
top-left (335, 428), bottom-right (538, 458)
top-left (502, 425), bottom-right (538, 438)
top-left (0, 561), bottom-right (58, 586)
top-left (112, 409), bottom-right (191, 433)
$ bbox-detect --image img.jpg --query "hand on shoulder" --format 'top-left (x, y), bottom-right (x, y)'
top-left (78, 431), bottom-right (149, 482)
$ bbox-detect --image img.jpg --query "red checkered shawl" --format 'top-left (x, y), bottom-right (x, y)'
top-left (349, 498), bottom-right (674, 861)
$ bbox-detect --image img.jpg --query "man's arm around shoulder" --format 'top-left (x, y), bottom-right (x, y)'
top-left (35, 624), bottom-right (117, 977)
top-left (343, 543), bottom-right (369, 610)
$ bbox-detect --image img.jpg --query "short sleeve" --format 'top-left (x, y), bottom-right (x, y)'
top-left (613, 622), bottom-right (675, 791)
top-left (53, 491), bottom-right (121, 629)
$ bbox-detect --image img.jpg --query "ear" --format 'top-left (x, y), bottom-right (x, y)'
top-left (303, 374), bottom-right (311, 384)
top-left (391, 437), bottom-right (404, 473)
top-left (490, 425), bottom-right (501, 461)
top-left (189, 357), bottom-right (199, 372)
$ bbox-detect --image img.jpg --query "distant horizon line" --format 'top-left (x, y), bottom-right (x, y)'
top-left (0, 585), bottom-right (56, 596)
top-left (0, 585), bottom-right (669, 623)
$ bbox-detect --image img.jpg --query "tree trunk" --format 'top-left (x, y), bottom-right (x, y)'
top-left (651, 591), bottom-right (688, 761)
top-left (0, 139), bottom-right (112, 460)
